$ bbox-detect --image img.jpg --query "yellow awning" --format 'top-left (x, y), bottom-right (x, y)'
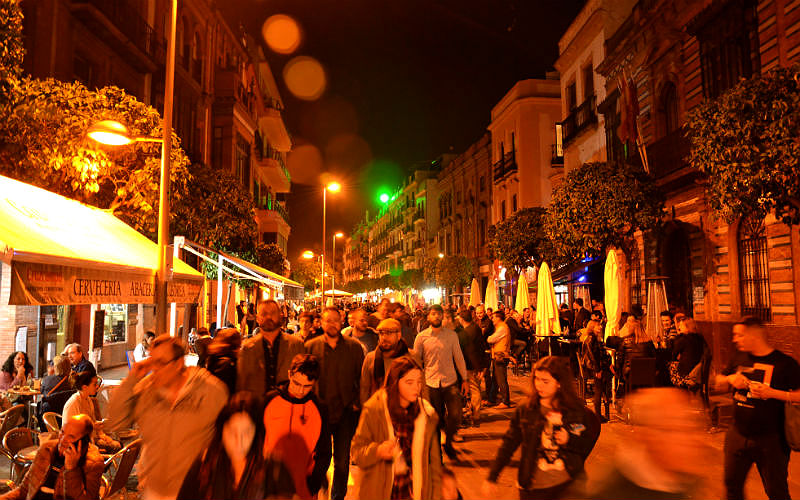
top-left (0, 175), bottom-right (203, 305)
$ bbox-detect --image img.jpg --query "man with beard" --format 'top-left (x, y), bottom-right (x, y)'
top-left (457, 310), bottom-right (488, 425)
top-left (305, 307), bottom-right (364, 500)
top-left (360, 318), bottom-right (423, 404)
top-left (414, 304), bottom-right (469, 458)
top-left (237, 300), bottom-right (304, 396)
top-left (345, 308), bottom-right (379, 353)
top-left (367, 298), bottom-right (391, 329)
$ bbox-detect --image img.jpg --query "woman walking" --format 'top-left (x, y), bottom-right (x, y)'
top-left (352, 356), bottom-right (441, 500)
top-left (483, 356), bottom-right (600, 499)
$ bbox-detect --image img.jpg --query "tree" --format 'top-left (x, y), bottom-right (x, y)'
top-left (488, 207), bottom-right (555, 273)
top-left (0, 78), bottom-right (192, 239)
top-left (547, 161), bottom-right (664, 261)
top-left (687, 64), bottom-right (800, 225)
top-left (435, 255), bottom-right (473, 290)
top-left (291, 257), bottom-right (333, 291)
top-left (255, 243), bottom-right (287, 275)
top-left (0, 0), bottom-right (23, 100)
top-left (172, 161), bottom-right (256, 252)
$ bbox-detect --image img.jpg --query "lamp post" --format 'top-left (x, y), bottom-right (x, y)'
top-left (322, 182), bottom-right (341, 306)
top-left (332, 232), bottom-right (344, 300)
top-left (86, 0), bottom-right (177, 335)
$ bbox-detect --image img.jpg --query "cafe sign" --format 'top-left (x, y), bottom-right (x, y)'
top-left (9, 261), bottom-right (203, 305)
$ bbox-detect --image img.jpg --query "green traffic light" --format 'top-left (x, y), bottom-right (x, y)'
top-left (379, 193), bottom-right (390, 204)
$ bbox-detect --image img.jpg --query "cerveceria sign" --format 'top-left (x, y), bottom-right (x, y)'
top-left (9, 261), bottom-right (202, 305)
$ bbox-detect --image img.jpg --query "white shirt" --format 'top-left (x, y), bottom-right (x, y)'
top-left (133, 343), bottom-right (149, 363)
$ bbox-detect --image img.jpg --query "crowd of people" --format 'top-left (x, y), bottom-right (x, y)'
top-left (1, 297), bottom-right (798, 500)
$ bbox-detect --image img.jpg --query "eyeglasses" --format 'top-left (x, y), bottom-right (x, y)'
top-left (377, 329), bottom-right (401, 335)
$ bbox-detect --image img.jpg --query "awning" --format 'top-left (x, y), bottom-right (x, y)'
top-left (310, 289), bottom-right (353, 298)
top-left (0, 175), bottom-right (204, 305)
top-left (550, 256), bottom-right (603, 284)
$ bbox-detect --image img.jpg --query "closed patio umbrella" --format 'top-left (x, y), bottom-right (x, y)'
top-left (469, 278), bottom-right (481, 307)
top-left (515, 274), bottom-right (530, 314)
top-left (484, 279), bottom-right (498, 311)
top-left (604, 248), bottom-right (621, 340)
top-left (535, 262), bottom-right (561, 341)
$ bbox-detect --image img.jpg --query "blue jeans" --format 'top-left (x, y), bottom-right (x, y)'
top-left (330, 408), bottom-right (359, 500)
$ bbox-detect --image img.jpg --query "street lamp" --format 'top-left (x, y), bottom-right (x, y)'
top-left (87, 0), bottom-right (177, 336)
top-left (322, 182), bottom-right (340, 306)
top-left (332, 232), bottom-right (344, 299)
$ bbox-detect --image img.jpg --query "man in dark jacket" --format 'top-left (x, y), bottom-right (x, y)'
top-left (237, 300), bottom-right (304, 397)
top-left (360, 318), bottom-right (422, 404)
top-left (457, 310), bottom-right (488, 425)
top-left (572, 298), bottom-right (591, 335)
top-left (305, 307), bottom-right (364, 500)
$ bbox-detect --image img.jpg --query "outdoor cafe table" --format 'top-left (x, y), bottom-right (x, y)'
top-left (6, 388), bottom-right (42, 428)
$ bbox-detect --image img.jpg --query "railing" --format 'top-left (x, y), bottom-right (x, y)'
top-left (265, 97), bottom-right (284, 112)
top-left (560, 96), bottom-right (597, 145)
top-left (493, 151), bottom-right (518, 180)
top-left (71, 0), bottom-right (165, 63)
top-left (646, 127), bottom-right (691, 178)
top-left (254, 143), bottom-right (291, 183)
top-left (551, 144), bottom-right (564, 167)
top-left (414, 209), bottom-right (424, 221)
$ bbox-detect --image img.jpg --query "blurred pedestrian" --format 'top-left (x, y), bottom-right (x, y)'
top-left (108, 335), bottom-right (227, 500)
top-left (591, 388), bottom-right (705, 499)
top-left (206, 327), bottom-right (242, 395)
top-left (715, 316), bottom-right (800, 500)
top-left (245, 303), bottom-right (257, 337)
top-left (483, 356), bottom-right (600, 500)
top-left (352, 356), bottom-right (441, 500)
top-left (193, 327), bottom-right (213, 368)
top-left (346, 308), bottom-right (379, 353)
top-left (177, 392), bottom-right (272, 500)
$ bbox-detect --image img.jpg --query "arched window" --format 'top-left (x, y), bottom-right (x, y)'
top-left (175, 17), bottom-right (185, 63)
top-left (191, 31), bottom-right (203, 82)
top-left (738, 214), bottom-right (771, 321)
top-left (661, 82), bottom-right (679, 135)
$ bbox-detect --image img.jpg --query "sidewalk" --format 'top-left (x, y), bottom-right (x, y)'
top-left (447, 370), bottom-right (800, 500)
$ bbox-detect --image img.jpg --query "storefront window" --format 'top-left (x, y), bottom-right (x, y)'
top-left (100, 304), bottom-right (128, 344)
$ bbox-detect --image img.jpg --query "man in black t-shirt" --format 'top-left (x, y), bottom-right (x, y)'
top-left (715, 316), bottom-right (800, 500)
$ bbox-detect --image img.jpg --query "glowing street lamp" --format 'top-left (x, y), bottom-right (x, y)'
top-left (379, 192), bottom-right (390, 204)
top-left (332, 232), bottom-right (344, 298)
top-left (322, 182), bottom-right (341, 305)
top-left (438, 253), bottom-right (444, 259)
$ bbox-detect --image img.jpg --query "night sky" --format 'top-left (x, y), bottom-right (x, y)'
top-left (225, 0), bottom-right (587, 260)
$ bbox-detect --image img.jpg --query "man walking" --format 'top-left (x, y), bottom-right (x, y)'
top-left (715, 316), bottom-right (800, 500)
top-left (457, 310), bottom-right (488, 425)
top-left (237, 300), bottom-right (304, 396)
top-left (360, 318), bottom-right (421, 404)
top-left (414, 304), bottom-right (468, 458)
top-left (305, 307), bottom-right (364, 500)
top-left (109, 335), bottom-right (227, 499)
top-left (345, 308), bottom-right (379, 353)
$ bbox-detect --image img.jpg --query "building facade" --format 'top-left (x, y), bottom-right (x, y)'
top-left (436, 133), bottom-right (493, 289)
top-left (592, 0), bottom-right (800, 366)
top-left (9, 0), bottom-right (293, 369)
top-left (487, 78), bottom-right (562, 225)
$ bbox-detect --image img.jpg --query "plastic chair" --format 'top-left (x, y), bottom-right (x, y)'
top-left (102, 439), bottom-right (142, 500)
top-left (125, 351), bottom-right (134, 370)
top-left (41, 412), bottom-right (61, 433)
top-left (2, 427), bottom-right (35, 482)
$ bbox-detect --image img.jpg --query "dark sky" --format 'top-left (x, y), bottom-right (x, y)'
top-left (225, 0), bottom-right (586, 260)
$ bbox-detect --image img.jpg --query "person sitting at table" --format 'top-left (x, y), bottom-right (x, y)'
top-left (619, 306), bottom-right (656, 386)
top-left (64, 344), bottom-right (96, 378)
top-left (668, 318), bottom-right (707, 390)
top-left (38, 355), bottom-right (76, 430)
top-left (0, 414), bottom-right (104, 500)
top-left (62, 371), bottom-right (120, 452)
top-left (133, 331), bottom-right (156, 363)
top-left (0, 351), bottom-right (33, 391)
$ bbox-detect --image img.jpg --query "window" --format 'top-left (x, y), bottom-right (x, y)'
top-left (479, 176), bottom-right (486, 192)
top-left (582, 64), bottom-right (594, 100)
top-left (73, 55), bottom-right (95, 89)
top-left (630, 253), bottom-right (642, 306)
top-left (100, 304), bottom-right (127, 344)
top-left (212, 127), bottom-right (223, 169)
top-left (738, 214), bottom-right (771, 321)
top-left (661, 82), bottom-right (679, 135)
top-left (500, 200), bottom-right (506, 220)
top-left (512, 194), bottom-right (518, 213)
top-left (566, 81), bottom-right (577, 110)
top-left (692, 0), bottom-right (759, 99)
top-left (192, 32), bottom-right (203, 83)
top-left (235, 134), bottom-right (251, 187)
top-left (479, 219), bottom-right (486, 247)
top-left (456, 191), bottom-right (461, 205)
top-left (455, 231), bottom-right (461, 254)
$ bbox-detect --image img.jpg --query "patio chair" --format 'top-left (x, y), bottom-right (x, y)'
top-left (41, 412), bottom-right (61, 433)
top-left (102, 438), bottom-right (142, 500)
top-left (2, 427), bottom-right (36, 482)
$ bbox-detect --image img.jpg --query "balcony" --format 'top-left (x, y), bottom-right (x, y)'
top-left (70, 0), bottom-right (165, 73)
top-left (254, 142), bottom-right (291, 192)
top-left (255, 202), bottom-right (290, 233)
top-left (551, 144), bottom-right (564, 168)
top-left (493, 151), bottom-right (518, 182)
top-left (215, 70), bottom-right (257, 119)
top-left (646, 127), bottom-right (701, 190)
top-left (560, 96), bottom-right (597, 145)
